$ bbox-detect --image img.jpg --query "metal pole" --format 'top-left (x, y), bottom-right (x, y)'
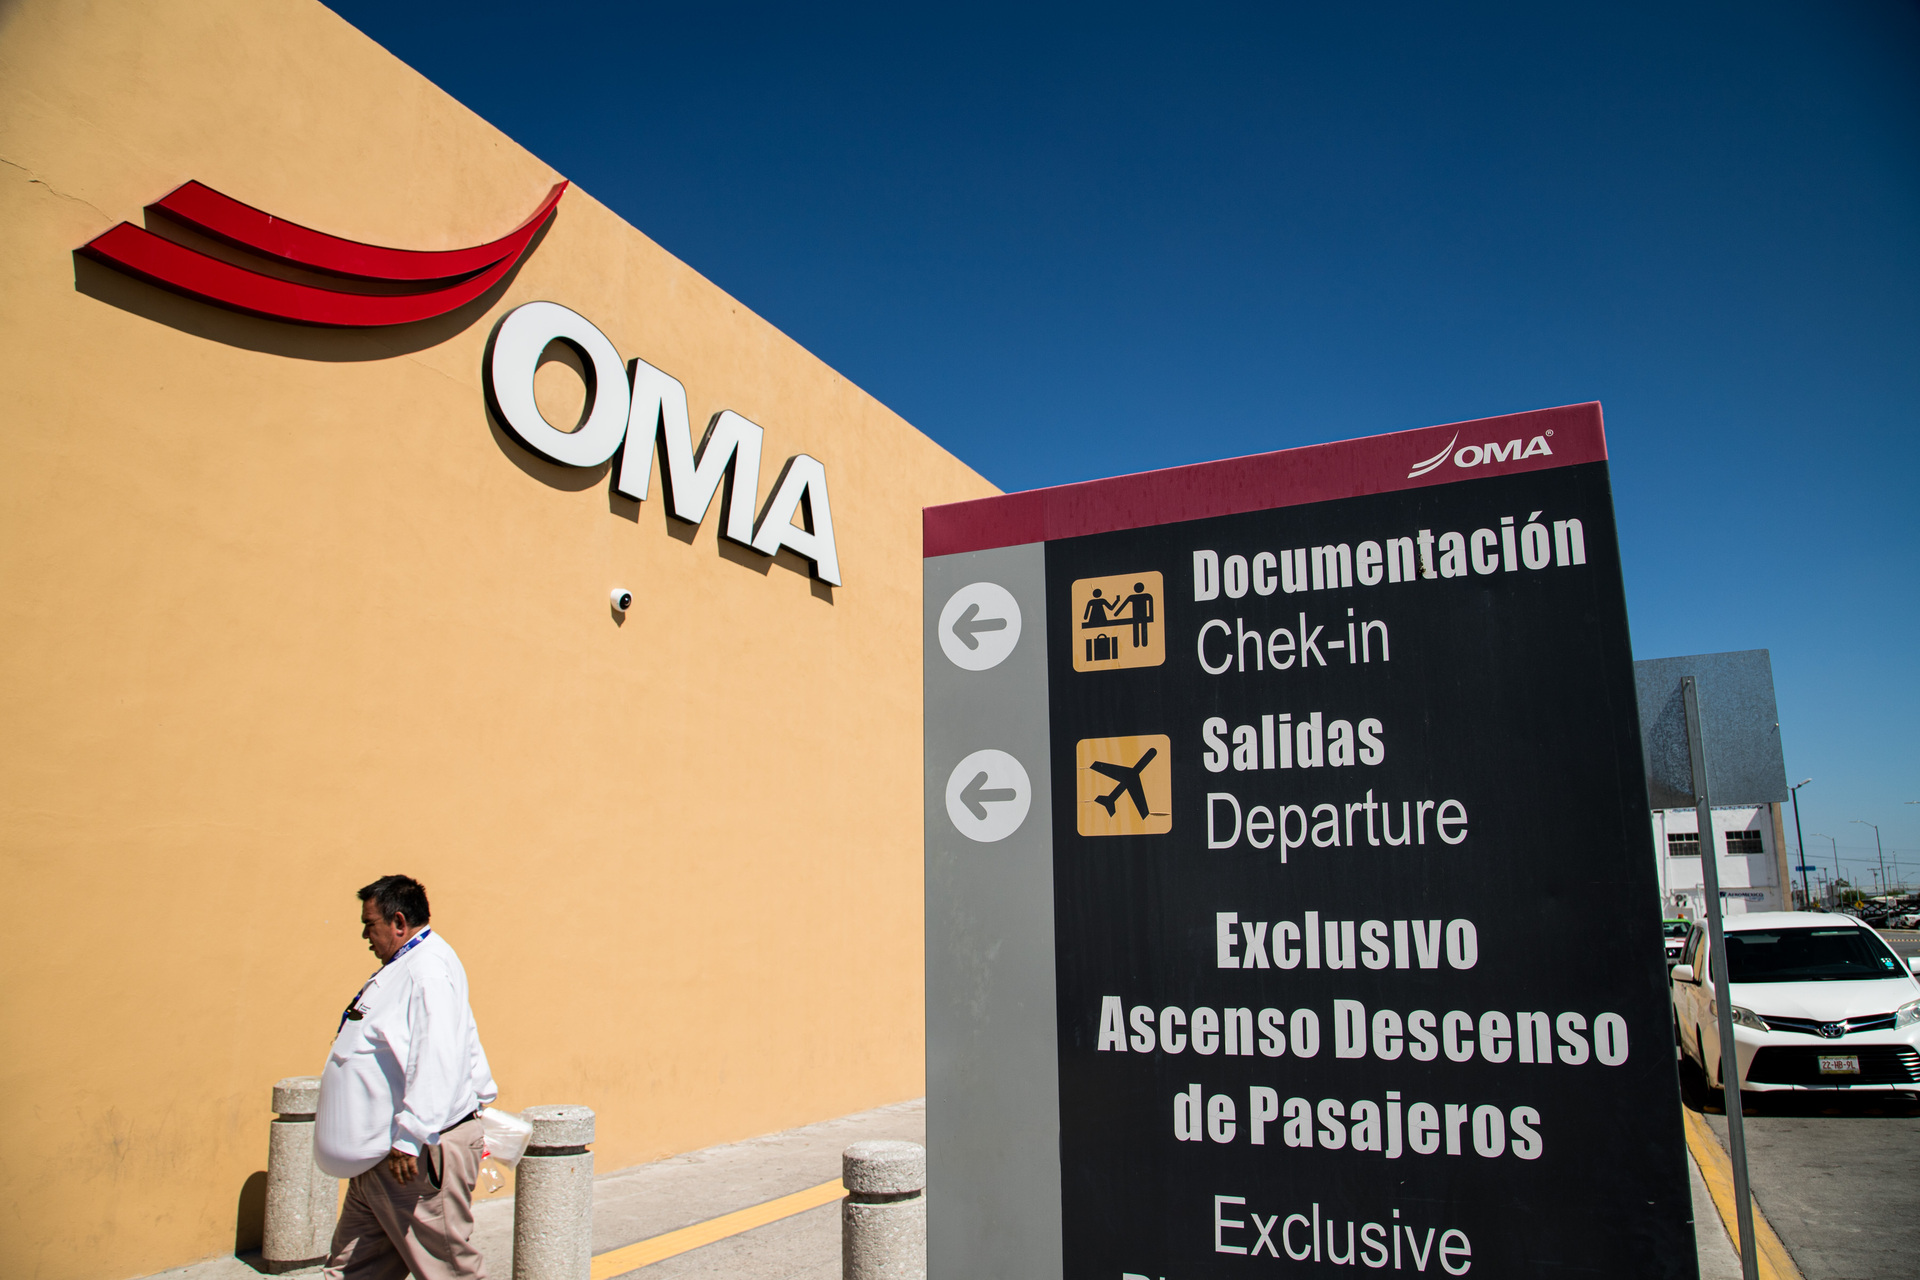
top-left (1682, 677), bottom-right (1759, 1280)
top-left (1788, 780), bottom-right (1811, 910)
top-left (1852, 821), bottom-right (1884, 908)
top-left (1814, 834), bottom-right (1840, 907)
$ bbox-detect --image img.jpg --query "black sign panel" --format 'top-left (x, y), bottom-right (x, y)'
top-left (1041, 461), bottom-right (1692, 1276)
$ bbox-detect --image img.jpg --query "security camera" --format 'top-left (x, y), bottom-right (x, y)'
top-left (610, 588), bottom-right (633, 613)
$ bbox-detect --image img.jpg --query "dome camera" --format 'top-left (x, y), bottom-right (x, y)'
top-left (610, 588), bottom-right (633, 613)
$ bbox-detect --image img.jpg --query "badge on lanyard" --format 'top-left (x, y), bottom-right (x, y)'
top-left (338, 983), bottom-right (373, 1032)
top-left (336, 929), bottom-right (430, 1032)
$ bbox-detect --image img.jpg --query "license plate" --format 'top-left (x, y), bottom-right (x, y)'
top-left (1817, 1055), bottom-right (1860, 1076)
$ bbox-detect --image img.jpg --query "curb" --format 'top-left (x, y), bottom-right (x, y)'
top-left (1681, 1108), bottom-right (1803, 1280)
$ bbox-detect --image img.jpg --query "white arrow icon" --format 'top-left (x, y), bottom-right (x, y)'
top-left (938, 582), bottom-right (1022, 671)
top-left (945, 749), bottom-right (1032, 842)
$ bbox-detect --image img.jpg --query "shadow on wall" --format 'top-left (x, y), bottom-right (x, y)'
top-left (76, 213), bottom-right (837, 606)
top-left (69, 218), bottom-right (552, 362)
top-left (475, 340), bottom-right (837, 604)
top-left (234, 1170), bottom-right (267, 1255)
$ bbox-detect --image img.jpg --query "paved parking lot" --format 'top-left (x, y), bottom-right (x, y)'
top-left (1700, 1091), bottom-right (1920, 1279)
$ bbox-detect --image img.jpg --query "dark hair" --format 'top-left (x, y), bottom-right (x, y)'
top-left (358, 874), bottom-right (430, 927)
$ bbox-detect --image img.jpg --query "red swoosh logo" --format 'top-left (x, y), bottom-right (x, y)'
top-left (79, 180), bottom-right (567, 327)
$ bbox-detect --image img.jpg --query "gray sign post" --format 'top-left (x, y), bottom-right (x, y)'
top-left (1635, 650), bottom-right (1788, 1280)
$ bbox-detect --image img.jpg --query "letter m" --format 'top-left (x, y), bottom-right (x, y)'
top-left (615, 355), bottom-right (763, 546)
top-left (1310, 544), bottom-right (1352, 590)
top-left (1484, 439), bottom-right (1521, 463)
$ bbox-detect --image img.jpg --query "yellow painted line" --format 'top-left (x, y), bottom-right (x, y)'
top-left (1682, 1108), bottom-right (1804, 1280)
top-left (588, 1178), bottom-right (846, 1278)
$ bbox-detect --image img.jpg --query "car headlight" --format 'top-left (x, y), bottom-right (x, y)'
top-left (1729, 1005), bottom-right (1771, 1032)
top-left (1897, 998), bottom-right (1920, 1029)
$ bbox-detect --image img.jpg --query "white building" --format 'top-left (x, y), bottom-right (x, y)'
top-left (1652, 804), bottom-right (1796, 917)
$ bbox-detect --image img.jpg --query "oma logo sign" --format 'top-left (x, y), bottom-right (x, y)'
top-left (486, 301), bottom-right (842, 584)
top-left (1407, 430), bottom-right (1554, 480)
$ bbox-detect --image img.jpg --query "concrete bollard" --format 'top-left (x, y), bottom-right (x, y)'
top-left (842, 1140), bottom-right (926, 1280)
top-left (262, 1076), bottom-right (338, 1272)
top-left (512, 1104), bottom-right (595, 1280)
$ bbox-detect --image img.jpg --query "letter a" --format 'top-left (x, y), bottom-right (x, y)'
top-left (752, 454), bottom-right (843, 584)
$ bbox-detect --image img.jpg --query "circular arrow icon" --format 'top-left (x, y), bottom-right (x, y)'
top-left (944, 749), bottom-right (1033, 843)
top-left (938, 582), bottom-right (1022, 671)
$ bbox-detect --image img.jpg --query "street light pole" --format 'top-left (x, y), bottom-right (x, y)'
top-left (1813, 833), bottom-right (1841, 907)
top-left (1787, 779), bottom-right (1812, 909)
top-left (1852, 820), bottom-right (1885, 907)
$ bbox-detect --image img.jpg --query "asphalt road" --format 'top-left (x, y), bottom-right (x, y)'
top-left (1876, 927), bottom-right (1918, 958)
top-left (1699, 1092), bottom-right (1919, 1280)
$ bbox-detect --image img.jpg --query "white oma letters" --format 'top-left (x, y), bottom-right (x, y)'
top-left (1407, 430), bottom-right (1553, 479)
top-left (486, 301), bottom-right (842, 584)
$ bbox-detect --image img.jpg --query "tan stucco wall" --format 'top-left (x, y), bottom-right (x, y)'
top-left (0, 2), bottom-right (995, 1276)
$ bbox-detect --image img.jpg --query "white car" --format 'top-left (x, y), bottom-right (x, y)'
top-left (1671, 911), bottom-right (1920, 1096)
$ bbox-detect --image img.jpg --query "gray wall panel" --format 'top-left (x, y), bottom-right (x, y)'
top-left (924, 544), bottom-right (1062, 1280)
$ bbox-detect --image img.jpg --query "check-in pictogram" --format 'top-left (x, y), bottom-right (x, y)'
top-left (1075, 735), bottom-right (1171, 836)
top-left (1070, 572), bottom-right (1164, 671)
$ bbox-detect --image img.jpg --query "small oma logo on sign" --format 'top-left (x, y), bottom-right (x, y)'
top-left (1408, 429), bottom-right (1555, 480)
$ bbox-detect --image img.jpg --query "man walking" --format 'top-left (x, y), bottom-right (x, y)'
top-left (315, 875), bottom-right (497, 1279)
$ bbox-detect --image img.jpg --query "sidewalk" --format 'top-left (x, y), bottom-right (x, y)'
top-left (147, 1100), bottom-right (925, 1280)
top-left (152, 1097), bottom-right (1737, 1280)
top-left (1689, 1130), bottom-right (1745, 1280)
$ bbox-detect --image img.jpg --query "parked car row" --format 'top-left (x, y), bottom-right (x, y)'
top-left (1669, 911), bottom-right (1920, 1097)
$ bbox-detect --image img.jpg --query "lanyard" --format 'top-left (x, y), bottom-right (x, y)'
top-left (336, 928), bottom-right (432, 1033)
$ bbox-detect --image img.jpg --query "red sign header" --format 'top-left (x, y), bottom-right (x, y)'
top-left (923, 402), bottom-right (1605, 558)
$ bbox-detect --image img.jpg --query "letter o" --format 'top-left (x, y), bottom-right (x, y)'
top-left (1453, 444), bottom-right (1484, 468)
top-left (1223, 554), bottom-right (1250, 599)
top-left (1521, 522), bottom-right (1551, 569)
top-left (1593, 1013), bottom-right (1630, 1065)
top-left (1471, 1105), bottom-right (1505, 1158)
top-left (1289, 1008), bottom-right (1321, 1058)
top-left (1445, 919), bottom-right (1478, 969)
top-left (486, 301), bottom-right (632, 467)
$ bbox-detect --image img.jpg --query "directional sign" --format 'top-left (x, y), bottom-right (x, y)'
top-left (938, 582), bottom-right (1023, 671)
top-left (924, 403), bottom-right (1695, 1280)
top-left (944, 748), bottom-right (1032, 842)
top-left (1795, 865), bottom-right (1818, 873)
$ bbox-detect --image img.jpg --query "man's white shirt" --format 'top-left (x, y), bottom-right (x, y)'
top-left (315, 929), bottom-right (498, 1178)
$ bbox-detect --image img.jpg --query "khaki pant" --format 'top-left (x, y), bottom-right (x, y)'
top-left (324, 1116), bottom-right (487, 1280)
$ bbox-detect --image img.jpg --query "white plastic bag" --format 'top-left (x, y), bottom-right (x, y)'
top-left (476, 1106), bottom-right (533, 1197)
top-left (480, 1106), bottom-right (533, 1166)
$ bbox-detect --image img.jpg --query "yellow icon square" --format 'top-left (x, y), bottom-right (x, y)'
top-left (1075, 735), bottom-right (1172, 836)
top-left (1070, 571), bottom-right (1165, 671)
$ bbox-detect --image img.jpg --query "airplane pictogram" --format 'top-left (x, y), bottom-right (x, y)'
top-left (1090, 747), bottom-right (1157, 818)
top-left (1075, 734), bottom-right (1172, 836)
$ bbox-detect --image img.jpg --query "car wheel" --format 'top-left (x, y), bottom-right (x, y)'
top-left (1697, 1025), bottom-right (1728, 1109)
top-left (1677, 1032), bottom-right (1711, 1111)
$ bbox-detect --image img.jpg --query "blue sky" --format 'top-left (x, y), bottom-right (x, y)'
top-left (326, 1), bottom-right (1919, 886)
